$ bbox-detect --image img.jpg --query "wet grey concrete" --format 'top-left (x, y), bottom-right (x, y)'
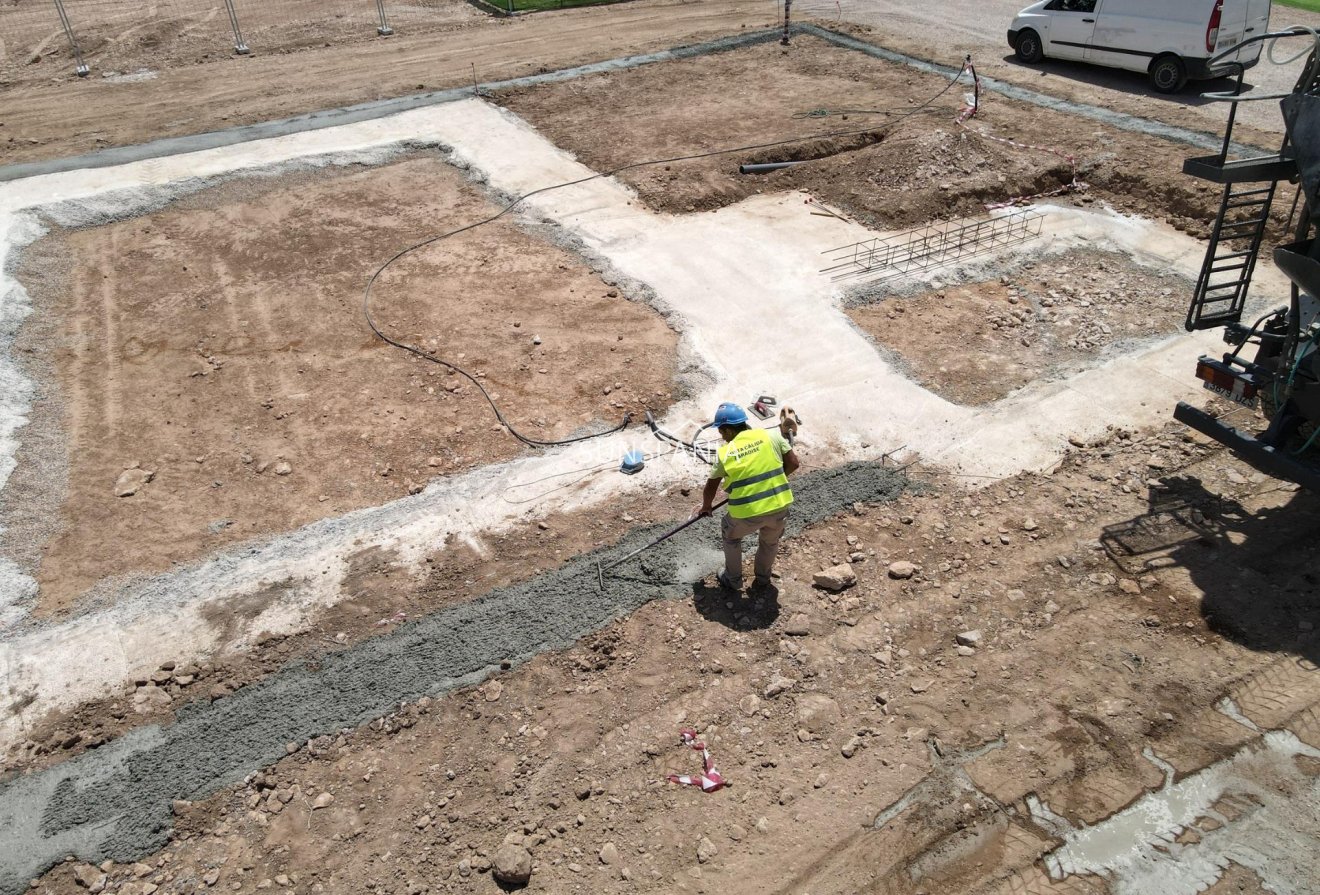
top-left (0, 462), bottom-right (906, 894)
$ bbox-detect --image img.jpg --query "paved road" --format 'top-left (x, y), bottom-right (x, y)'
top-left (798, 0), bottom-right (1320, 138)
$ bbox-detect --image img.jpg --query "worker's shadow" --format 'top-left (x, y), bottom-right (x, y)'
top-left (1099, 474), bottom-right (1320, 666)
top-left (691, 581), bottom-right (781, 631)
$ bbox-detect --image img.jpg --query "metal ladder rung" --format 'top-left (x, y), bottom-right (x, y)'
top-left (1208, 261), bottom-right (1248, 274)
top-left (1226, 185), bottom-right (1274, 198)
top-left (1210, 250), bottom-right (1255, 262)
top-left (1217, 223), bottom-right (1265, 238)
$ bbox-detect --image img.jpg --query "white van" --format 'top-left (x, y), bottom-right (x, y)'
top-left (1008, 0), bottom-right (1272, 93)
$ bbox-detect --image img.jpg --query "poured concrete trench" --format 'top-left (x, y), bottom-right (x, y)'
top-left (0, 29), bottom-right (1296, 895)
top-left (0, 463), bottom-right (907, 893)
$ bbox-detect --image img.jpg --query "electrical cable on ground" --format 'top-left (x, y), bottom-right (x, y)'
top-left (363, 58), bottom-right (978, 448)
top-left (501, 446), bottom-right (684, 504)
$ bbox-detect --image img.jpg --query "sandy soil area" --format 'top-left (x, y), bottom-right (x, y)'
top-left (848, 249), bottom-right (1192, 405)
top-left (22, 415), bottom-right (1320, 895)
top-left (5, 153), bottom-right (678, 613)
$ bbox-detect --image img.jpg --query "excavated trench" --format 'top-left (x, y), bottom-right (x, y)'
top-left (0, 462), bottom-right (907, 895)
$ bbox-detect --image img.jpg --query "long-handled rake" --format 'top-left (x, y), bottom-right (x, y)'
top-left (596, 499), bottom-right (728, 590)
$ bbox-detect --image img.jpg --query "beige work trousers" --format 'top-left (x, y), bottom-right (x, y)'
top-left (721, 507), bottom-right (789, 587)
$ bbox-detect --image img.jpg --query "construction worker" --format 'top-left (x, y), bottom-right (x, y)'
top-left (696, 402), bottom-right (800, 592)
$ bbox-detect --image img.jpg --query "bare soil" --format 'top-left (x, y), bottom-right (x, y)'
top-left (5, 153), bottom-right (679, 613)
top-left (0, 0), bottom-right (484, 87)
top-left (848, 249), bottom-right (1192, 405)
top-left (494, 36), bottom-right (1241, 236)
top-left (0, 0), bottom-right (782, 166)
top-left (25, 409), bottom-right (1320, 895)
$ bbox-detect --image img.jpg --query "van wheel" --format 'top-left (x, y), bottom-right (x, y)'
top-left (1149, 55), bottom-right (1187, 94)
top-left (1015, 29), bottom-right (1044, 64)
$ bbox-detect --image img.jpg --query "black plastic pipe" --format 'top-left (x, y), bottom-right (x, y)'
top-left (738, 160), bottom-right (808, 174)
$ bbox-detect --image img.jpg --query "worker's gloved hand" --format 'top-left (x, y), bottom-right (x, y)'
top-left (693, 505), bottom-right (713, 519)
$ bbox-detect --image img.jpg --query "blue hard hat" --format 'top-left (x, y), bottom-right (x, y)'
top-left (713, 402), bottom-right (748, 426)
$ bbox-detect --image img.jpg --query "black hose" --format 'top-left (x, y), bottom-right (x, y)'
top-left (362, 59), bottom-right (974, 448)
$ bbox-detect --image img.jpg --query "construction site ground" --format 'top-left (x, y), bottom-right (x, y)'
top-left (4, 152), bottom-right (678, 614)
top-left (847, 249), bottom-right (1191, 406)
top-left (21, 422), bottom-right (1320, 895)
top-left (494, 35), bottom-right (1231, 234)
top-left (2, 1), bottom-right (1320, 893)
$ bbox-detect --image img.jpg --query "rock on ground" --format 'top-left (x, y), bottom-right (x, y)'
top-left (492, 843), bottom-right (533, 886)
top-left (813, 564), bottom-right (857, 592)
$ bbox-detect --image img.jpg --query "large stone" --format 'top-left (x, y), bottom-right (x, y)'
top-left (72, 865), bottom-right (107, 892)
top-left (795, 693), bottom-right (841, 734)
top-left (813, 564), bottom-right (857, 592)
top-left (696, 836), bottom-right (719, 864)
top-left (599, 842), bottom-right (619, 865)
top-left (955, 630), bottom-right (983, 647)
top-left (887, 561), bottom-right (918, 579)
top-left (132, 685), bottom-right (171, 714)
top-left (764, 674), bottom-right (797, 698)
top-left (492, 844), bottom-right (533, 886)
top-left (114, 467), bottom-right (153, 498)
top-left (783, 612), bottom-right (812, 636)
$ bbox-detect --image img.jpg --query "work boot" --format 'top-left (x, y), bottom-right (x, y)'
top-left (716, 571), bottom-right (742, 592)
top-left (749, 577), bottom-right (777, 596)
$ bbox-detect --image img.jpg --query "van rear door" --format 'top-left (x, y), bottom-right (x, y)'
top-left (1214, 0), bottom-right (1249, 59)
top-left (1236, 0), bottom-right (1271, 64)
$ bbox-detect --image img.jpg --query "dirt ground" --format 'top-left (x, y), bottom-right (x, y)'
top-left (848, 249), bottom-right (1192, 405)
top-left (4, 153), bottom-right (679, 613)
top-left (21, 406), bottom-right (1320, 895)
top-left (6, 3), bottom-right (1320, 893)
top-left (0, 0), bottom-right (484, 86)
top-left (495, 36), bottom-right (1259, 236)
top-left (0, 1), bottom-right (1295, 175)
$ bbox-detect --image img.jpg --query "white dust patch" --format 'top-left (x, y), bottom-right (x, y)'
top-left (0, 212), bottom-right (43, 495)
top-left (0, 98), bottom-right (1250, 747)
top-left (1035, 731), bottom-right (1320, 895)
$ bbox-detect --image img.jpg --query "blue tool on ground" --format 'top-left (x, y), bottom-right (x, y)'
top-left (620, 450), bottom-right (646, 474)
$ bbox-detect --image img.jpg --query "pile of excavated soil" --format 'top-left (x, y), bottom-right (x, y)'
top-left (847, 248), bottom-right (1192, 405)
top-left (4, 152), bottom-right (680, 613)
top-left (496, 36), bottom-right (1227, 234)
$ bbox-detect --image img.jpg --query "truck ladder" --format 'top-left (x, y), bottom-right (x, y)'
top-left (1186, 180), bottom-right (1278, 330)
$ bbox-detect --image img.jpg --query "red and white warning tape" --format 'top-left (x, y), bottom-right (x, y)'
top-left (665, 727), bottom-right (726, 792)
top-left (954, 58), bottom-right (1087, 209)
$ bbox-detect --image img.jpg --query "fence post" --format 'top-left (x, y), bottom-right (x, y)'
top-left (223, 0), bottom-right (250, 54)
top-left (375, 0), bottom-right (393, 35)
top-left (781, 0), bottom-right (792, 46)
top-left (51, 0), bottom-right (89, 77)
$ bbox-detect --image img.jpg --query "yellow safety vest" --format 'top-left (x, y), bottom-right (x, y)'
top-left (718, 429), bottom-right (794, 519)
